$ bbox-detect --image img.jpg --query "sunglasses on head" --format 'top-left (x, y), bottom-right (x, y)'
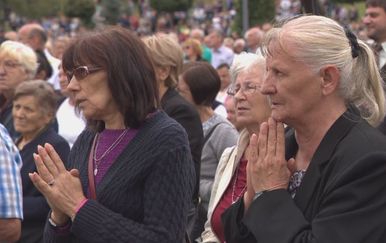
top-left (66, 66), bottom-right (102, 81)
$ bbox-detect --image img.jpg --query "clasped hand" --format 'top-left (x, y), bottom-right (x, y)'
top-left (29, 143), bottom-right (86, 224)
top-left (244, 118), bottom-right (295, 209)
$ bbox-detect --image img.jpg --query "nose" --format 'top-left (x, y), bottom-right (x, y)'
top-left (233, 87), bottom-right (246, 101)
top-left (362, 15), bottom-right (371, 25)
top-left (66, 76), bottom-right (79, 92)
top-left (13, 107), bottom-right (25, 119)
top-left (260, 72), bottom-right (276, 95)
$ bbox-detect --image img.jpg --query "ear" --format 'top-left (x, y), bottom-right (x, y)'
top-left (155, 66), bottom-right (171, 83)
top-left (319, 65), bottom-right (340, 96)
top-left (43, 112), bottom-right (54, 125)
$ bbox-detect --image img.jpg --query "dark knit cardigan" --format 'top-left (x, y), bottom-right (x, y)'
top-left (43, 111), bottom-right (195, 243)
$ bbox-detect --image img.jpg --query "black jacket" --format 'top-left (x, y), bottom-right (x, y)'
top-left (222, 108), bottom-right (386, 243)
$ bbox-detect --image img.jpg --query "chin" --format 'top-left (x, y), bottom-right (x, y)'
top-left (271, 111), bottom-right (286, 123)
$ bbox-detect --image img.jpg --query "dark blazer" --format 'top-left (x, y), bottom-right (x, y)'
top-left (17, 127), bottom-right (70, 243)
top-left (222, 107), bottom-right (386, 243)
top-left (161, 88), bottom-right (203, 204)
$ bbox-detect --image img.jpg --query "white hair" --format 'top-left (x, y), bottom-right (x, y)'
top-left (229, 52), bottom-right (265, 84)
top-left (262, 15), bottom-right (384, 126)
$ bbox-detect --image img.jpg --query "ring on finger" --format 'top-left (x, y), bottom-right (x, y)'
top-left (48, 179), bottom-right (55, 186)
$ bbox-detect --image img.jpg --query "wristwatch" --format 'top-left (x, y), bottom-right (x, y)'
top-left (48, 214), bottom-right (70, 229)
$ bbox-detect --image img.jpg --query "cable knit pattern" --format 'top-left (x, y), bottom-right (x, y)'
top-left (43, 111), bottom-right (195, 243)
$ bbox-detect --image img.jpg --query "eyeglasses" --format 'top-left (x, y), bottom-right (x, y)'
top-left (227, 82), bottom-right (261, 96)
top-left (0, 60), bottom-right (22, 71)
top-left (66, 66), bottom-right (102, 81)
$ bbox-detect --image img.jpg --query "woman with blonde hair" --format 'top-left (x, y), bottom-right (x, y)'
top-left (143, 34), bottom-right (203, 242)
top-left (222, 15), bottom-right (386, 243)
top-left (183, 38), bottom-right (203, 62)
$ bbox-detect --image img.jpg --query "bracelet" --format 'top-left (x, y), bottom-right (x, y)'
top-left (71, 198), bottom-right (88, 221)
top-left (75, 198), bottom-right (88, 214)
top-left (48, 215), bottom-right (70, 228)
top-left (253, 191), bottom-right (265, 201)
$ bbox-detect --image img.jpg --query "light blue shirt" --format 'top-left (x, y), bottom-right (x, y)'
top-left (211, 45), bottom-right (234, 69)
top-left (0, 124), bottom-right (23, 219)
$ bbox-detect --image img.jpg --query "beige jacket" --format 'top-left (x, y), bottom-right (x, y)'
top-left (200, 129), bottom-right (250, 243)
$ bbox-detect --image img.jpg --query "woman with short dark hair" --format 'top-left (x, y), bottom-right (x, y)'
top-left (178, 62), bottom-right (239, 239)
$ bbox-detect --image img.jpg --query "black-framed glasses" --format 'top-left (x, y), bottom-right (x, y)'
top-left (66, 66), bottom-right (102, 81)
top-left (227, 82), bottom-right (261, 96)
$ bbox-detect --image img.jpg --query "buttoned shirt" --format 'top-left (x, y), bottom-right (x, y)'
top-left (211, 45), bottom-right (234, 69)
top-left (379, 42), bottom-right (386, 68)
top-left (0, 124), bottom-right (23, 219)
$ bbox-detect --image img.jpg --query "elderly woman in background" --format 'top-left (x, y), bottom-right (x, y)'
top-left (200, 53), bottom-right (271, 243)
top-left (0, 40), bottom-right (38, 139)
top-left (178, 61), bottom-right (239, 240)
top-left (29, 27), bottom-right (195, 243)
top-left (13, 80), bottom-right (70, 243)
top-left (222, 15), bottom-right (386, 243)
top-left (142, 34), bottom-right (203, 242)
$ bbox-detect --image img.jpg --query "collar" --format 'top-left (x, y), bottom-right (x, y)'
top-left (286, 106), bottom-right (360, 211)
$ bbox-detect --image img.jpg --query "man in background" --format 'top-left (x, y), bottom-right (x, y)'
top-left (18, 23), bottom-right (60, 89)
top-left (364, 0), bottom-right (386, 133)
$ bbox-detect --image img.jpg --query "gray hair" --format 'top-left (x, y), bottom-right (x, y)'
top-left (262, 15), bottom-right (384, 126)
top-left (229, 52), bottom-right (266, 84)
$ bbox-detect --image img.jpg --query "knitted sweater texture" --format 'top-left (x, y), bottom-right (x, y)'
top-left (43, 111), bottom-right (195, 243)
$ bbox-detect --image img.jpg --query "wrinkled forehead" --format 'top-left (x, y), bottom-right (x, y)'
top-left (0, 48), bottom-right (22, 63)
top-left (262, 27), bottom-right (295, 60)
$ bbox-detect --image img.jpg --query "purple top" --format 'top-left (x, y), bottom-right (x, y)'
top-left (94, 128), bottom-right (138, 185)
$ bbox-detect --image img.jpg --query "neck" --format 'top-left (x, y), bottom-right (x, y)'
top-left (159, 83), bottom-right (169, 99)
top-left (246, 124), bottom-right (260, 136)
top-left (189, 55), bottom-right (197, 61)
top-left (291, 99), bottom-right (346, 170)
top-left (20, 126), bottom-right (47, 147)
top-left (197, 106), bottom-right (214, 123)
top-left (103, 112), bottom-right (126, 130)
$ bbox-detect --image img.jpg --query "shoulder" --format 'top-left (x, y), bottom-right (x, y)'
top-left (140, 111), bottom-right (191, 147)
top-left (339, 120), bottom-right (386, 153)
top-left (162, 89), bottom-right (199, 114)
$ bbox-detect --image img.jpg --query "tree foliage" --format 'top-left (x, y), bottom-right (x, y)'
top-left (331, 0), bottom-right (363, 3)
top-left (6, 0), bottom-right (60, 19)
top-left (233, 0), bottom-right (276, 34)
top-left (64, 0), bottom-right (95, 27)
top-left (100, 0), bottom-right (121, 24)
top-left (149, 0), bottom-right (193, 13)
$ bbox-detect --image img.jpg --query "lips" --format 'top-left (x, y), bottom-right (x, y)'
top-left (75, 99), bottom-right (86, 107)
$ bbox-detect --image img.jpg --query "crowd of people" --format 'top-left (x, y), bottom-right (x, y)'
top-left (0, 0), bottom-right (385, 243)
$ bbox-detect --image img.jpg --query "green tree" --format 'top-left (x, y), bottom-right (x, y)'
top-left (100, 0), bottom-right (121, 24)
top-left (331, 0), bottom-right (363, 2)
top-left (233, 0), bottom-right (276, 34)
top-left (64, 0), bottom-right (95, 27)
top-left (150, 0), bottom-right (193, 13)
top-left (7, 0), bottom-right (60, 19)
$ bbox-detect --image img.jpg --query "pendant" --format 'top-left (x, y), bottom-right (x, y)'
top-left (94, 168), bottom-right (98, 176)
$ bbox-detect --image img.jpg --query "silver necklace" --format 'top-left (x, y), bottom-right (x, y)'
top-left (231, 160), bottom-right (247, 204)
top-left (93, 129), bottom-right (129, 176)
